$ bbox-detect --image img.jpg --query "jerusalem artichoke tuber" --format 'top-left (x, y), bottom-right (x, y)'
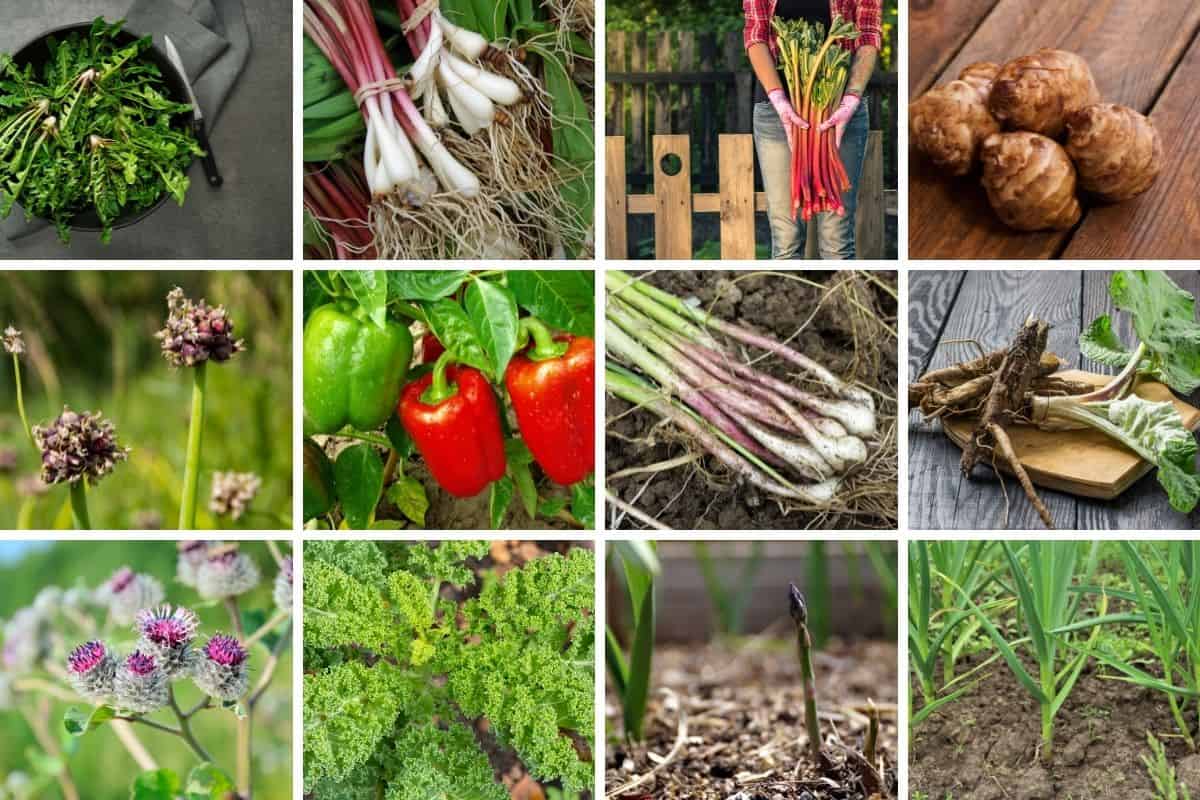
top-left (989, 49), bottom-right (1100, 138)
top-left (909, 62), bottom-right (1001, 176)
top-left (980, 132), bottom-right (1082, 231)
top-left (1065, 103), bottom-right (1163, 202)
top-left (957, 62), bottom-right (1000, 103)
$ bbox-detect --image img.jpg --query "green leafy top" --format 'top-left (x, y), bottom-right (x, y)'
top-left (303, 542), bottom-right (594, 798)
top-left (0, 18), bottom-right (201, 243)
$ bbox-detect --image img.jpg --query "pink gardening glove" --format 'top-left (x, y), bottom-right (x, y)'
top-left (819, 93), bottom-right (860, 147)
top-left (768, 88), bottom-right (809, 131)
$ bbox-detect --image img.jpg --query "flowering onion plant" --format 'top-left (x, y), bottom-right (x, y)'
top-left (0, 540), bottom-right (292, 799)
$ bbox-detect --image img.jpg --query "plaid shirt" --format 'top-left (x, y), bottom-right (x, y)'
top-left (744, 0), bottom-right (882, 58)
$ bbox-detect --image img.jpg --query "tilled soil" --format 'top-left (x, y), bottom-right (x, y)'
top-left (605, 270), bottom-right (898, 530)
top-left (605, 639), bottom-right (898, 799)
top-left (911, 654), bottom-right (1200, 799)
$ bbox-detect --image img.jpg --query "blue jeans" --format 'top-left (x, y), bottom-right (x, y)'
top-left (753, 99), bottom-right (869, 259)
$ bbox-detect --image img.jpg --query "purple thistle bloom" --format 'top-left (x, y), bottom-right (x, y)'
top-left (66, 641), bottom-right (116, 700)
top-left (176, 540), bottom-right (211, 588)
top-left (109, 567), bottom-right (135, 594)
top-left (114, 651), bottom-right (168, 713)
top-left (135, 606), bottom-right (199, 677)
top-left (101, 567), bottom-right (165, 624)
top-left (196, 546), bottom-right (260, 599)
top-left (193, 634), bottom-right (250, 701)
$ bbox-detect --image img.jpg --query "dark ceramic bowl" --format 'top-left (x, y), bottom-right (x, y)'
top-left (8, 22), bottom-right (193, 234)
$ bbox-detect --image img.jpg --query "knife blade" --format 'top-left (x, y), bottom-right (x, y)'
top-left (163, 35), bottom-right (223, 187)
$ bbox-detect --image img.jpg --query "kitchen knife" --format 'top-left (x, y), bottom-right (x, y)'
top-left (163, 35), bottom-right (223, 187)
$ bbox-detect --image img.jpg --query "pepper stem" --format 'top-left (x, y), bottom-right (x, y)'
top-left (11, 352), bottom-right (35, 452)
top-left (420, 352), bottom-right (459, 405)
top-left (70, 481), bottom-right (91, 530)
top-left (179, 362), bottom-right (207, 530)
top-left (519, 317), bottom-right (569, 361)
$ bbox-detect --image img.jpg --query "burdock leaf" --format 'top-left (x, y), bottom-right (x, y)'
top-left (63, 704), bottom-right (115, 736)
top-left (1079, 315), bottom-right (1131, 369)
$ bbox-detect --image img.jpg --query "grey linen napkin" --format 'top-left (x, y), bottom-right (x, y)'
top-left (3, 0), bottom-right (250, 240)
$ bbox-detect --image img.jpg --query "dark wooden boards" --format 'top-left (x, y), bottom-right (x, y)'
top-left (908, 270), bottom-right (1200, 530)
top-left (908, 0), bottom-right (1000, 95)
top-left (909, 0), bottom-right (1200, 259)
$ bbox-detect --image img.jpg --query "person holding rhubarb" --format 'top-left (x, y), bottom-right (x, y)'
top-left (745, 0), bottom-right (880, 259)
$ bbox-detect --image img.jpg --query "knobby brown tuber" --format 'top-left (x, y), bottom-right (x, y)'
top-left (909, 62), bottom-right (1001, 175)
top-left (1065, 103), bottom-right (1163, 202)
top-left (989, 49), bottom-right (1100, 138)
top-left (981, 132), bottom-right (1082, 231)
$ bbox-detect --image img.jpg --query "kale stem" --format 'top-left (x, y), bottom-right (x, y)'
top-left (69, 482), bottom-right (91, 530)
top-left (178, 361), bottom-right (207, 529)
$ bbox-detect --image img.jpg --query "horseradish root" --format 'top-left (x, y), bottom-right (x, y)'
top-left (909, 63), bottom-right (1001, 175)
top-left (981, 132), bottom-right (1082, 231)
top-left (988, 49), bottom-right (1100, 138)
top-left (1065, 103), bottom-right (1163, 202)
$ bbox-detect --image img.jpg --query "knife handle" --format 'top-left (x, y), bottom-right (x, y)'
top-left (192, 119), bottom-right (223, 187)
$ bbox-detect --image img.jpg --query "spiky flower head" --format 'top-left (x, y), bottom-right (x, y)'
top-left (273, 556), bottom-right (293, 613)
top-left (32, 406), bottom-right (130, 486)
top-left (208, 471), bottom-right (262, 521)
top-left (196, 545), bottom-right (261, 600)
top-left (135, 606), bottom-right (199, 677)
top-left (1, 608), bottom-right (48, 675)
top-left (66, 640), bottom-right (116, 700)
top-left (113, 651), bottom-right (168, 713)
top-left (156, 287), bottom-right (245, 368)
top-left (176, 540), bottom-right (211, 588)
top-left (192, 634), bottom-right (249, 701)
top-left (3, 325), bottom-right (24, 355)
top-left (100, 567), bottom-right (165, 624)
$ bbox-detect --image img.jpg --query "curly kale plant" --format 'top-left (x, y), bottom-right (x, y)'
top-left (0, 18), bottom-right (202, 243)
top-left (303, 541), bottom-right (595, 799)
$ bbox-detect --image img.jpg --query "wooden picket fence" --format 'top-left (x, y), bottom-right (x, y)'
top-left (606, 132), bottom-right (885, 260)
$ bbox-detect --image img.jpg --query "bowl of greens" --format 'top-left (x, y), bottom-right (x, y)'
top-left (0, 18), bottom-right (202, 244)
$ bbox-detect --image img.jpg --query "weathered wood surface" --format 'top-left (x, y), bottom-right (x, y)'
top-left (909, 0), bottom-right (1200, 259)
top-left (908, 270), bottom-right (1200, 530)
top-left (908, 0), bottom-right (1000, 95)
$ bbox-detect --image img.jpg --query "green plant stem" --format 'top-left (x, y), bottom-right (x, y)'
top-left (797, 620), bottom-right (822, 761)
top-left (12, 352), bottom-right (35, 451)
top-left (179, 362), bottom-right (207, 530)
top-left (69, 481), bottom-right (91, 530)
top-left (225, 597), bottom-right (245, 639)
top-left (18, 702), bottom-right (80, 800)
top-left (168, 684), bottom-right (213, 762)
top-left (243, 610), bottom-right (291, 649)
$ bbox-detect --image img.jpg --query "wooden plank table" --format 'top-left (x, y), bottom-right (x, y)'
top-left (908, 0), bottom-right (1200, 259)
top-left (908, 270), bottom-right (1200, 530)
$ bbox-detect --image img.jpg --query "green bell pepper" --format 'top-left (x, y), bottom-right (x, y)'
top-left (303, 438), bottom-right (335, 521)
top-left (303, 301), bottom-right (413, 435)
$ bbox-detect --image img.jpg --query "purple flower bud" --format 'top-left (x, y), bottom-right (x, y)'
top-left (273, 556), bottom-right (293, 613)
top-left (66, 641), bottom-right (116, 700)
top-left (176, 540), bottom-right (211, 588)
top-left (113, 651), bottom-right (168, 713)
top-left (3, 326), bottom-right (24, 355)
top-left (196, 546), bottom-right (260, 600)
top-left (208, 471), bottom-right (262, 521)
top-left (135, 606), bottom-right (199, 677)
top-left (32, 406), bottom-right (130, 486)
top-left (155, 287), bottom-right (246, 368)
top-left (100, 567), bottom-right (165, 624)
top-left (193, 634), bottom-right (249, 701)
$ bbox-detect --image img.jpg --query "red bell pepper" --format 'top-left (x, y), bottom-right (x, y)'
top-left (505, 318), bottom-right (594, 486)
top-left (419, 332), bottom-right (445, 364)
top-left (399, 355), bottom-right (506, 498)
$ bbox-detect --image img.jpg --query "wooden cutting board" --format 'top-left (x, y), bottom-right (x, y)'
top-left (943, 370), bottom-right (1200, 500)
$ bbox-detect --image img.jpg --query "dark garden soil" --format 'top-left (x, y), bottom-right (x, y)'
top-left (911, 654), bottom-right (1200, 799)
top-left (606, 638), bottom-right (899, 799)
top-left (605, 270), bottom-right (898, 530)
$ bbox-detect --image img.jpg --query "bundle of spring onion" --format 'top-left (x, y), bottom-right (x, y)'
top-left (605, 272), bottom-right (880, 510)
top-left (302, 0), bottom-right (593, 260)
top-left (774, 16), bottom-right (859, 221)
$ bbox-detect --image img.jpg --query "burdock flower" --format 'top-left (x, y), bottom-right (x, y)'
top-left (196, 545), bottom-right (261, 600)
top-left (135, 606), bottom-right (199, 676)
top-left (66, 640), bottom-right (116, 700)
top-left (273, 556), bottom-right (293, 613)
top-left (208, 471), bottom-right (262, 520)
top-left (100, 567), bottom-right (165, 624)
top-left (156, 287), bottom-right (245, 368)
top-left (176, 540), bottom-right (211, 588)
top-left (2, 608), bottom-right (48, 674)
top-left (113, 651), bottom-right (169, 713)
top-left (192, 634), bottom-right (249, 701)
top-left (32, 406), bottom-right (130, 486)
top-left (3, 326), bottom-right (24, 355)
